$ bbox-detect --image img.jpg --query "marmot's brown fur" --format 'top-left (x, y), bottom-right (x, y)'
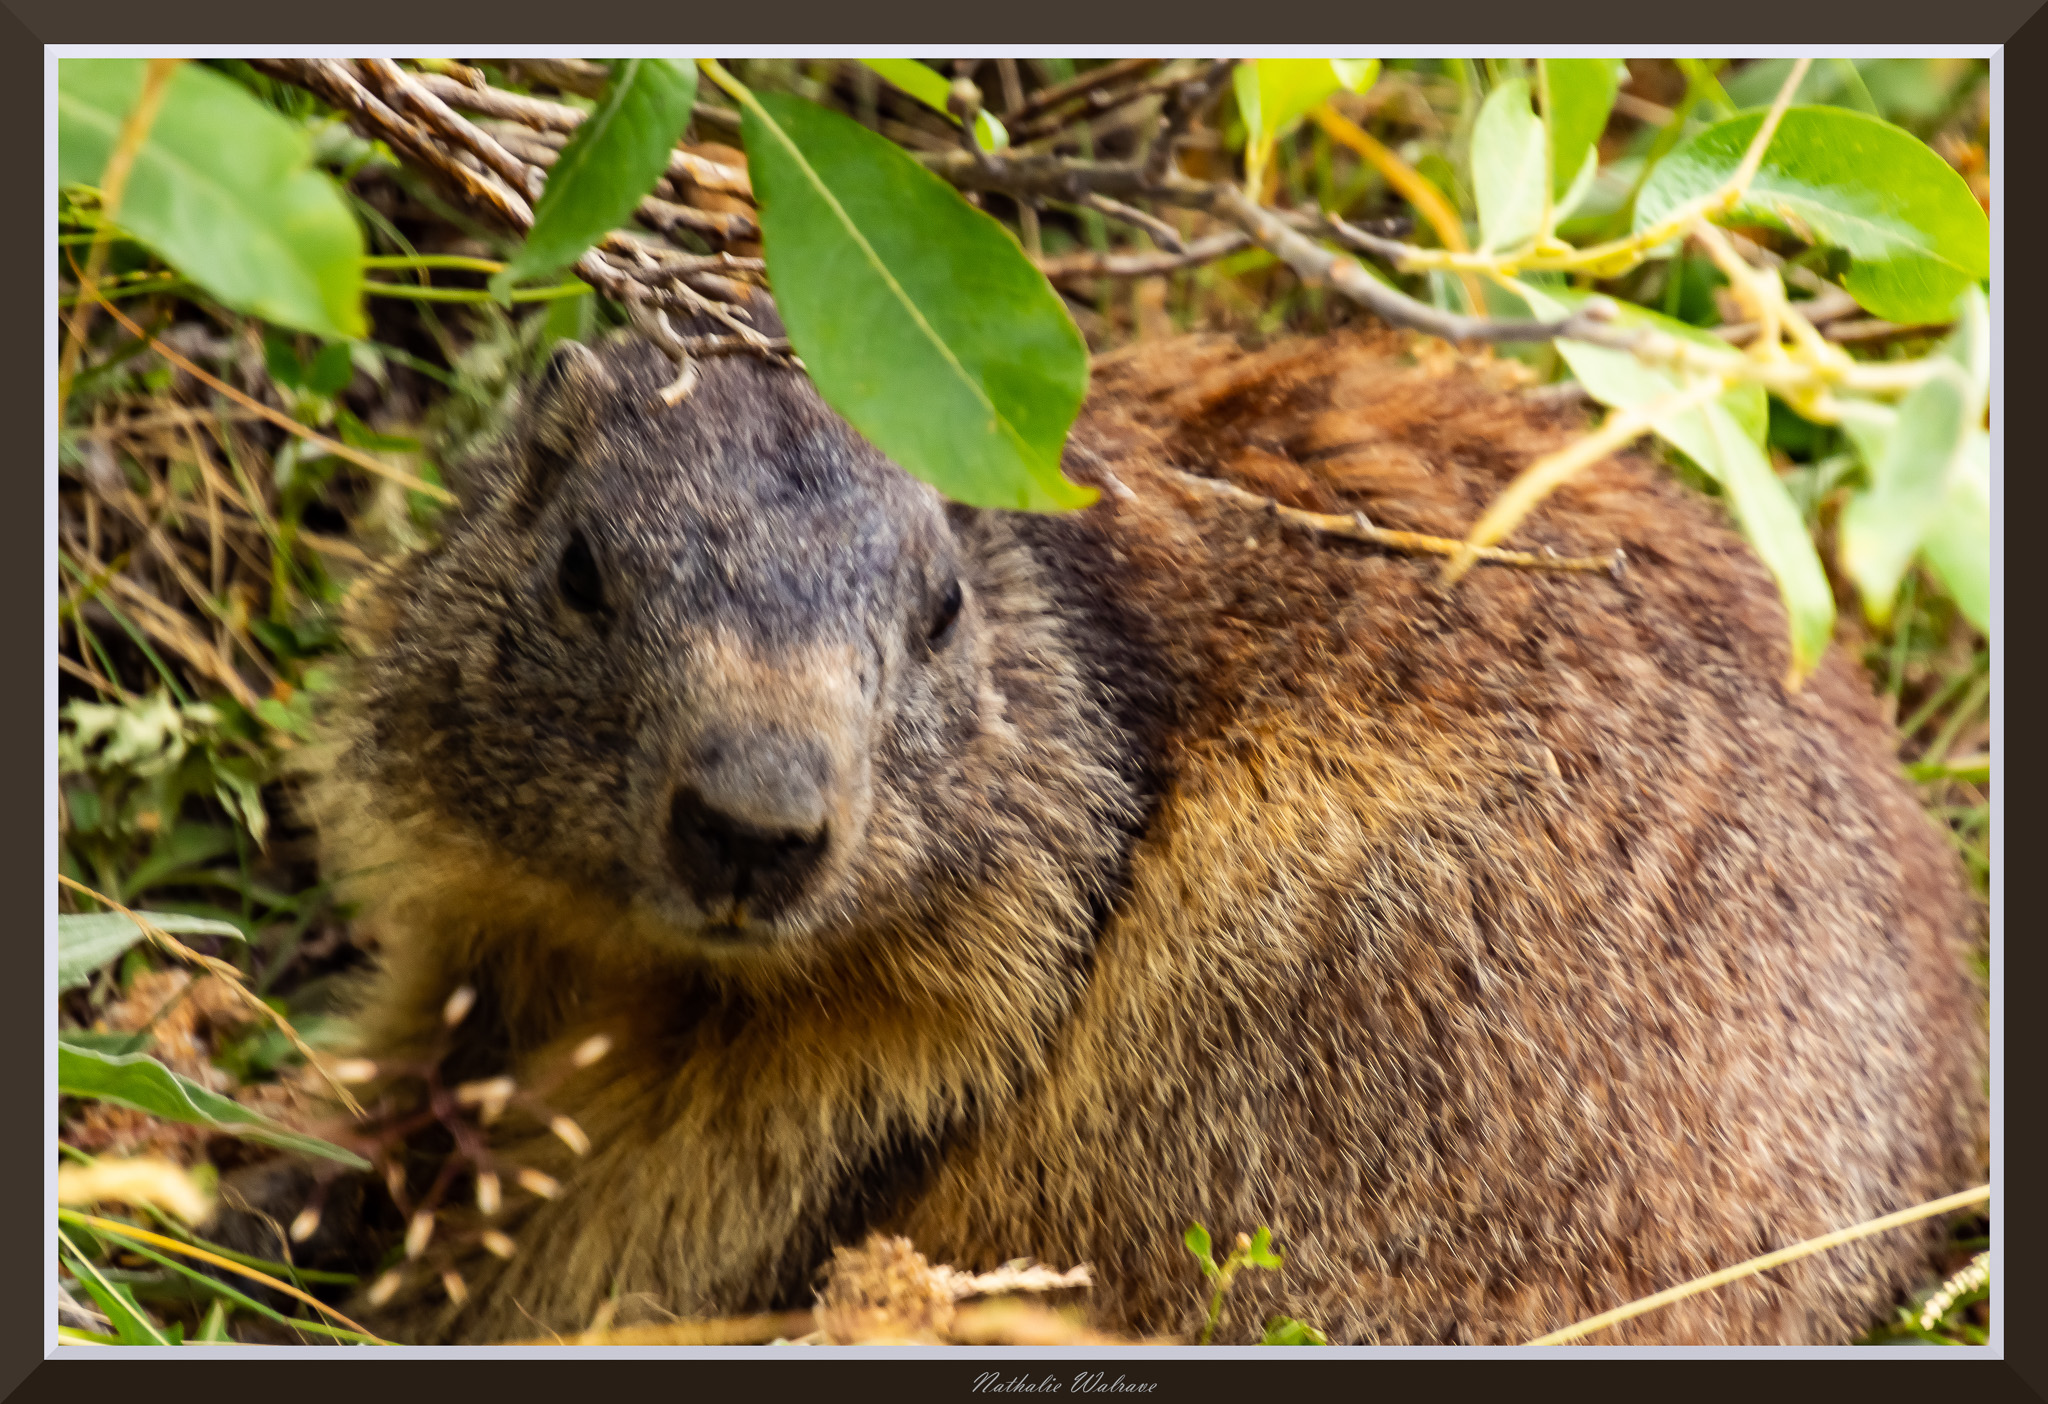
top-left (266, 317), bottom-right (1984, 1345)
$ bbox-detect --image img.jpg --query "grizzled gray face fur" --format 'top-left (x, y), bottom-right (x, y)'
top-left (360, 334), bottom-right (990, 954)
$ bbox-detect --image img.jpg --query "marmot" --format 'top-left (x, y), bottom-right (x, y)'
top-left (240, 314), bottom-right (1985, 1346)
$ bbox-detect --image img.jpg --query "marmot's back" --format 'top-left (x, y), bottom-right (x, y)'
top-left (898, 328), bottom-right (1985, 1344)
top-left (292, 326), bottom-right (1982, 1346)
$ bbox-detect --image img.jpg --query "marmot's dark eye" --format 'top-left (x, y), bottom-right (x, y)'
top-left (926, 578), bottom-right (964, 650)
top-left (558, 530), bottom-right (607, 614)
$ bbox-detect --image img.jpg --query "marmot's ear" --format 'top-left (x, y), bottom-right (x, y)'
top-left (528, 340), bottom-right (613, 452)
top-left (506, 341), bottom-right (614, 524)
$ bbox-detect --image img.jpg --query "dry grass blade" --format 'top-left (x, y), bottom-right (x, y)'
top-left (69, 1212), bottom-right (387, 1341)
top-left (57, 874), bottom-right (365, 1118)
top-left (1528, 1184), bottom-right (1992, 1345)
top-left (84, 294), bottom-right (454, 505)
top-left (1440, 379), bottom-right (1725, 586)
top-left (1167, 469), bottom-right (1622, 577)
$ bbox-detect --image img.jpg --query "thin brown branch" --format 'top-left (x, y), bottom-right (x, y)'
top-left (1003, 57), bottom-right (1162, 129)
top-left (1036, 231), bottom-right (1252, 283)
top-left (1143, 59), bottom-right (1238, 179)
top-left (410, 71), bottom-right (752, 197)
top-left (360, 58), bottom-right (541, 200)
top-left (1080, 193), bottom-right (1188, 253)
top-left (1166, 468), bottom-right (1624, 578)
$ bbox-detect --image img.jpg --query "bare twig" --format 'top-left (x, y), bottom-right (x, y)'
top-left (1036, 231), bottom-right (1252, 283)
top-left (360, 58), bottom-right (540, 200)
top-left (1166, 468), bottom-right (1623, 578)
top-left (410, 72), bottom-right (752, 196)
top-left (1078, 193), bottom-right (1188, 254)
top-left (1003, 57), bottom-right (1161, 130)
top-left (1144, 59), bottom-right (1237, 179)
top-left (254, 59), bottom-right (765, 367)
top-left (1211, 187), bottom-right (1644, 351)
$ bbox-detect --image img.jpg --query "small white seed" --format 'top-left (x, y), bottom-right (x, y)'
top-left (571, 1033), bottom-right (612, 1068)
top-left (441, 1270), bottom-right (468, 1306)
top-left (442, 985), bottom-right (477, 1028)
top-left (367, 1270), bottom-right (403, 1308)
top-left (405, 1211), bottom-right (435, 1259)
top-left (289, 1206), bottom-right (321, 1243)
top-left (330, 1058), bottom-right (380, 1085)
top-left (481, 1230), bottom-right (517, 1260)
top-left (475, 1171), bottom-right (501, 1216)
top-left (384, 1162), bottom-right (406, 1198)
top-left (515, 1167), bottom-right (561, 1200)
top-left (550, 1116), bottom-right (591, 1157)
top-left (454, 1076), bottom-right (516, 1122)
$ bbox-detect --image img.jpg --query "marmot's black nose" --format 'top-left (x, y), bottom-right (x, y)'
top-left (668, 730), bottom-right (832, 918)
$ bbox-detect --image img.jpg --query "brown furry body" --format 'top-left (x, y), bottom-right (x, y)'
top-left (300, 326), bottom-right (1982, 1346)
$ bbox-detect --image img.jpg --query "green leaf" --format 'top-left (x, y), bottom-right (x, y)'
top-left (58, 909), bottom-right (245, 992)
top-left (65, 1242), bottom-right (175, 1346)
top-left (194, 1299), bottom-right (233, 1343)
top-left (1838, 289), bottom-right (1988, 623)
top-left (1260, 1315), bottom-right (1329, 1345)
top-left (1839, 365), bottom-right (1972, 620)
top-left (1184, 1222), bottom-right (1216, 1273)
top-left (1234, 58), bottom-right (1379, 151)
top-left (1633, 106), bottom-right (1988, 324)
top-left (1521, 283), bottom-right (1834, 682)
top-left (60, 1029), bottom-right (151, 1057)
top-left (1541, 59), bottom-right (1623, 205)
top-left (1245, 1225), bottom-right (1284, 1269)
top-left (1515, 285), bottom-right (1767, 446)
top-left (492, 59), bottom-right (697, 299)
top-left (742, 90), bottom-right (1093, 512)
top-left (58, 59), bottom-right (365, 338)
top-left (58, 1043), bottom-right (369, 1168)
top-left (305, 340), bottom-right (355, 398)
top-left (1470, 76), bottom-right (1547, 253)
top-left (1921, 434), bottom-right (1990, 634)
top-left (860, 60), bottom-right (1008, 152)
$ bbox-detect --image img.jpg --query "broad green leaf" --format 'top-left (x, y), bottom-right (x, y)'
top-left (58, 1043), bottom-right (369, 1168)
top-left (1234, 59), bottom-right (1377, 199)
top-left (1184, 1222), bottom-right (1215, 1271)
top-left (742, 91), bottom-right (1093, 512)
top-left (1839, 364), bottom-right (1972, 620)
top-left (492, 59), bottom-right (697, 299)
top-left (1522, 283), bottom-right (1834, 681)
top-left (1838, 290), bottom-right (1988, 623)
top-left (58, 59), bottom-right (365, 338)
top-left (1234, 58), bottom-right (1379, 150)
top-left (1470, 77), bottom-right (1547, 253)
top-left (1921, 432), bottom-right (1990, 633)
top-left (1540, 59), bottom-right (1623, 205)
top-left (860, 60), bottom-right (1008, 153)
top-left (1634, 107), bottom-right (1988, 325)
top-left (58, 909), bottom-right (245, 992)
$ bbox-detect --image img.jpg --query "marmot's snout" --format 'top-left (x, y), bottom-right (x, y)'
top-left (668, 727), bottom-right (833, 923)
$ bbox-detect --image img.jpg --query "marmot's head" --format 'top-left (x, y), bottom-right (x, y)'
top-left (348, 331), bottom-right (1126, 969)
